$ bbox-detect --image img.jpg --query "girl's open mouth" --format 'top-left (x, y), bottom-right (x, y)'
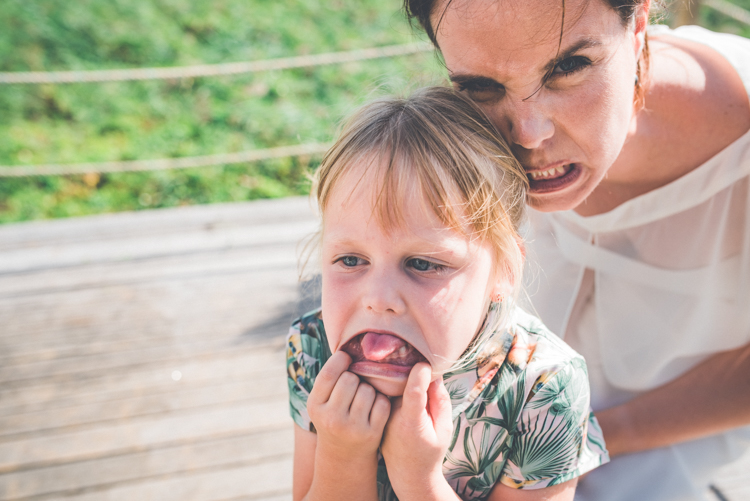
top-left (340, 332), bottom-right (427, 380)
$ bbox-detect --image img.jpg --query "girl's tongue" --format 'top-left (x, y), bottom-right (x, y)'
top-left (360, 332), bottom-right (407, 361)
top-left (341, 332), bottom-right (426, 367)
top-left (341, 332), bottom-right (429, 397)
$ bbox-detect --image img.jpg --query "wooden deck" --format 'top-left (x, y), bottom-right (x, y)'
top-left (0, 196), bottom-right (747, 501)
top-left (0, 198), bottom-right (319, 501)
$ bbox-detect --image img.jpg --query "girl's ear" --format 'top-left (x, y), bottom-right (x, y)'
top-left (491, 238), bottom-right (524, 301)
top-left (516, 236), bottom-right (526, 260)
top-left (490, 279), bottom-right (514, 303)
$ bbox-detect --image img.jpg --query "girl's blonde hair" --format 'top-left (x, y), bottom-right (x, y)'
top-left (314, 86), bottom-right (529, 367)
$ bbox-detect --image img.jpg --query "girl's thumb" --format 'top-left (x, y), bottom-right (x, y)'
top-left (427, 377), bottom-right (452, 429)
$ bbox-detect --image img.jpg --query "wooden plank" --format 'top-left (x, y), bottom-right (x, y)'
top-left (0, 398), bottom-right (292, 473)
top-left (0, 370), bottom-right (287, 439)
top-left (0, 428), bottom-right (293, 500)
top-left (0, 219), bottom-right (314, 276)
top-left (0, 246), bottom-right (302, 298)
top-left (38, 457), bottom-right (293, 501)
top-left (0, 331), bottom-right (289, 388)
top-left (0, 269), bottom-right (313, 355)
top-left (0, 347), bottom-right (285, 415)
top-left (0, 197), bottom-right (315, 252)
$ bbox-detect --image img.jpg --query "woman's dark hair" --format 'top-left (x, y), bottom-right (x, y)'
top-left (404, 0), bottom-right (651, 107)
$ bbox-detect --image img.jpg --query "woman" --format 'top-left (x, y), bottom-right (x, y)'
top-left (403, 0), bottom-right (750, 499)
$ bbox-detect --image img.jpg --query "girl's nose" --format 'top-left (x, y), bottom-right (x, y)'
top-left (362, 269), bottom-right (406, 315)
top-left (505, 99), bottom-right (554, 151)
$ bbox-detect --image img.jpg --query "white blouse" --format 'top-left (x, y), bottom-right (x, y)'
top-left (525, 25), bottom-right (750, 501)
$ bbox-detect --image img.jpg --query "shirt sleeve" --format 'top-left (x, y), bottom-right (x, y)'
top-left (499, 358), bottom-right (610, 489)
top-left (286, 317), bottom-right (321, 433)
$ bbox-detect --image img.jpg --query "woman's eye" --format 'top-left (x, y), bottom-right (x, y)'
top-left (456, 79), bottom-right (504, 103)
top-left (408, 258), bottom-right (440, 272)
top-left (552, 56), bottom-right (590, 76)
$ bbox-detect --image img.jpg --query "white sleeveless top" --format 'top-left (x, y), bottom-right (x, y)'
top-left (525, 25), bottom-right (750, 501)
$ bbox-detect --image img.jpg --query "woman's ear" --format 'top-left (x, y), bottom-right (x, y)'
top-left (633, 1), bottom-right (650, 58)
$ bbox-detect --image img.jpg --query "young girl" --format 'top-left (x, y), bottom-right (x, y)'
top-left (285, 87), bottom-right (608, 501)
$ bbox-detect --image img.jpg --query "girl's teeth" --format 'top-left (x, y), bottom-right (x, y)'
top-left (397, 346), bottom-right (408, 358)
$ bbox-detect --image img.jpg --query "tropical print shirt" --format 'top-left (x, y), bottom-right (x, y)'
top-left (286, 306), bottom-right (609, 500)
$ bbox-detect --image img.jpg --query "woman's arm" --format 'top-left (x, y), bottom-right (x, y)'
top-left (597, 342), bottom-right (750, 457)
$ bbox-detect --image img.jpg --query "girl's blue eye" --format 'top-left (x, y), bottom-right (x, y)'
top-left (409, 258), bottom-right (436, 272)
top-left (340, 256), bottom-right (361, 267)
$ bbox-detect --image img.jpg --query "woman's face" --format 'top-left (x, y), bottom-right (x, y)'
top-left (433, 0), bottom-right (646, 212)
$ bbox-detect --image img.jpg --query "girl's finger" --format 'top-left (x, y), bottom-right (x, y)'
top-left (349, 381), bottom-right (376, 421)
top-left (309, 351), bottom-right (352, 404)
top-left (370, 392), bottom-right (391, 431)
top-left (327, 370), bottom-right (361, 410)
top-left (426, 377), bottom-right (453, 431)
top-left (400, 362), bottom-right (432, 420)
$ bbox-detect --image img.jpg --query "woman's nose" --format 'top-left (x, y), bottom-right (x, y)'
top-left (362, 269), bottom-right (406, 315)
top-left (505, 99), bottom-right (554, 150)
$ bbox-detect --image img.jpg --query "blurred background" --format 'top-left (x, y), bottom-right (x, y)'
top-left (0, 1), bottom-right (749, 500)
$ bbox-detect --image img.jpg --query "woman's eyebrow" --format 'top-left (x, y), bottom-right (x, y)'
top-left (448, 37), bottom-right (603, 85)
top-left (448, 74), bottom-right (501, 87)
top-left (543, 37), bottom-right (603, 72)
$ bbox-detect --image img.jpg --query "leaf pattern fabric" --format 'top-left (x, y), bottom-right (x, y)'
top-left (286, 306), bottom-right (609, 500)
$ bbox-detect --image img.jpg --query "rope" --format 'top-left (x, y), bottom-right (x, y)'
top-left (704, 0), bottom-right (750, 25)
top-left (0, 143), bottom-right (331, 177)
top-left (0, 42), bottom-right (432, 84)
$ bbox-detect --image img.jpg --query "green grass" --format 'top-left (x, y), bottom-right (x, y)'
top-left (701, 0), bottom-right (750, 37)
top-left (0, 0), bottom-right (444, 223)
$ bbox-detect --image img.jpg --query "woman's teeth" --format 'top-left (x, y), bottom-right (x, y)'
top-left (529, 165), bottom-right (567, 180)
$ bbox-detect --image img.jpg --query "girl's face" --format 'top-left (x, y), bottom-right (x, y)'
top-left (320, 162), bottom-right (506, 396)
top-left (433, 0), bottom-right (646, 212)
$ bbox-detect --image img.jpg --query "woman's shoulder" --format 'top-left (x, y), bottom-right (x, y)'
top-left (650, 25), bottom-right (750, 84)
top-left (642, 25), bottom-right (750, 183)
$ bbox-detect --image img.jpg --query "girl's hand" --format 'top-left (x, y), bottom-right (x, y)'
top-left (307, 350), bottom-right (391, 459)
top-left (381, 362), bottom-right (459, 501)
top-left (302, 350), bottom-right (391, 501)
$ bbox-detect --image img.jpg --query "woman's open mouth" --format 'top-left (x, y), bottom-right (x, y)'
top-left (340, 331), bottom-right (427, 380)
top-left (527, 163), bottom-right (581, 193)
